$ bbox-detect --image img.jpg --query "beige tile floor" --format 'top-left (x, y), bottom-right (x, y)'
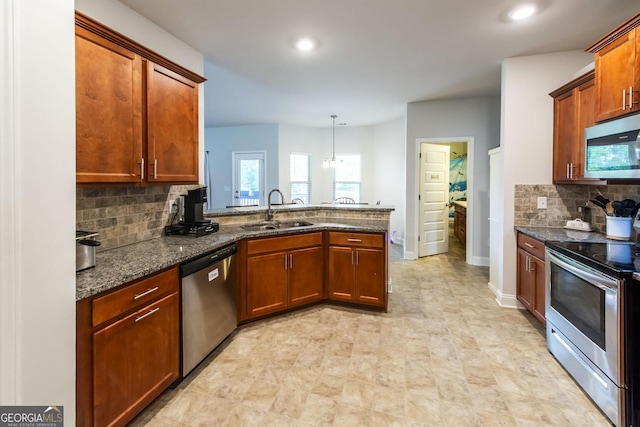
top-left (131, 231), bottom-right (612, 426)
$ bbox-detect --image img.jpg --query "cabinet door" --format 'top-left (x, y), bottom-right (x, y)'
top-left (595, 29), bottom-right (637, 122)
top-left (75, 27), bottom-right (143, 184)
top-left (246, 252), bottom-right (288, 318)
top-left (552, 89), bottom-right (576, 183)
top-left (328, 246), bottom-right (355, 301)
top-left (531, 255), bottom-right (546, 325)
top-left (355, 248), bottom-right (385, 306)
top-left (574, 78), bottom-right (596, 179)
top-left (517, 248), bottom-right (534, 312)
top-left (288, 246), bottom-right (324, 307)
top-left (147, 62), bottom-right (199, 183)
top-left (93, 292), bottom-right (179, 427)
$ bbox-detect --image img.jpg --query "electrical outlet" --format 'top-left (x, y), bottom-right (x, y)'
top-left (537, 196), bottom-right (547, 209)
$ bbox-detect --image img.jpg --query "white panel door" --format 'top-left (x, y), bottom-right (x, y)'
top-left (419, 144), bottom-right (450, 257)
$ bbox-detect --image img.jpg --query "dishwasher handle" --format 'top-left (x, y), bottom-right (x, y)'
top-left (180, 243), bottom-right (237, 277)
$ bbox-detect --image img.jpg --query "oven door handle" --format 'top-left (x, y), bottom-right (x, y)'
top-left (546, 249), bottom-right (618, 292)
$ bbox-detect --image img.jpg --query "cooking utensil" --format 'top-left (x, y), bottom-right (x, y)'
top-left (606, 202), bottom-right (615, 216)
top-left (612, 201), bottom-right (623, 217)
top-left (76, 231), bottom-right (100, 272)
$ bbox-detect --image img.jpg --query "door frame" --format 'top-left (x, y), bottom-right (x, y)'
top-left (231, 150), bottom-right (267, 206)
top-left (414, 136), bottom-right (474, 264)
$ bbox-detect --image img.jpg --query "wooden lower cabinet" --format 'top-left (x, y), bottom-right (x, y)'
top-left (246, 251), bottom-right (289, 317)
top-left (328, 232), bottom-right (387, 308)
top-left (288, 246), bottom-right (324, 307)
top-left (93, 293), bottom-right (179, 427)
top-left (243, 233), bottom-right (324, 321)
top-left (453, 204), bottom-right (466, 247)
top-left (77, 267), bottom-right (180, 427)
top-left (516, 233), bottom-right (546, 324)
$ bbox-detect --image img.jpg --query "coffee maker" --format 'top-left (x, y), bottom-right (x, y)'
top-left (166, 187), bottom-right (218, 237)
top-left (183, 187), bottom-right (209, 225)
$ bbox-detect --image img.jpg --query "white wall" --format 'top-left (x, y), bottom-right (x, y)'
top-left (405, 97), bottom-right (500, 263)
top-left (1, 0), bottom-right (76, 416)
top-left (498, 50), bottom-right (593, 306)
top-left (279, 120), bottom-right (406, 217)
top-left (205, 125), bottom-right (280, 208)
top-left (75, 0), bottom-right (206, 183)
top-left (372, 117), bottom-right (406, 243)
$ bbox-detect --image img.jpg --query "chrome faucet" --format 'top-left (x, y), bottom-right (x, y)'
top-left (266, 189), bottom-right (285, 221)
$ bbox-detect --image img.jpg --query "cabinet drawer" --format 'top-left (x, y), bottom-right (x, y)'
top-left (247, 232), bottom-right (322, 255)
top-left (92, 266), bottom-right (178, 327)
top-left (517, 233), bottom-right (545, 260)
top-left (328, 232), bottom-right (384, 248)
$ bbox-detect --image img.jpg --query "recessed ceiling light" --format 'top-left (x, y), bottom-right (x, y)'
top-left (293, 37), bottom-right (319, 52)
top-left (508, 3), bottom-right (538, 20)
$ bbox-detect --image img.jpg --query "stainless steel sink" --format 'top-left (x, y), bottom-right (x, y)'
top-left (241, 220), bottom-right (313, 231)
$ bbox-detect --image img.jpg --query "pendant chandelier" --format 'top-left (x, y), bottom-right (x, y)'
top-left (323, 114), bottom-right (341, 168)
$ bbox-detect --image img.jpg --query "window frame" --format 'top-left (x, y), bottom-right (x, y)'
top-left (289, 152), bottom-right (312, 204)
top-left (332, 153), bottom-right (361, 202)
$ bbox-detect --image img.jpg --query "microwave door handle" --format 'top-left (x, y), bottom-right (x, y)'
top-left (546, 250), bottom-right (618, 292)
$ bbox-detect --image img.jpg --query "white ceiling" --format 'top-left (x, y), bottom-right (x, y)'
top-left (119, 0), bottom-right (639, 128)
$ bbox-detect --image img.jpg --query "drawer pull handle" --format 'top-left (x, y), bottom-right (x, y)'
top-left (347, 238), bottom-right (362, 242)
top-left (135, 307), bottom-right (159, 322)
top-left (524, 243), bottom-right (535, 249)
top-left (133, 286), bottom-right (159, 300)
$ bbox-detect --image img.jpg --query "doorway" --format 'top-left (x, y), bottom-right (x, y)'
top-left (231, 151), bottom-right (266, 206)
top-left (416, 137), bottom-right (473, 262)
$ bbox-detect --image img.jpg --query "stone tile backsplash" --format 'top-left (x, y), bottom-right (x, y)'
top-left (515, 183), bottom-right (640, 234)
top-left (76, 185), bottom-right (195, 251)
top-left (514, 184), bottom-right (589, 228)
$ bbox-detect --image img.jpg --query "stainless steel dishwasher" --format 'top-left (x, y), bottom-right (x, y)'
top-left (180, 243), bottom-right (237, 377)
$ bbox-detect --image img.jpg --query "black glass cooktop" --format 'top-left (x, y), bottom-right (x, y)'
top-left (546, 240), bottom-right (640, 277)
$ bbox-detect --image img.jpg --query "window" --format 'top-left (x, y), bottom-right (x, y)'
top-left (290, 153), bottom-right (311, 203)
top-left (333, 154), bottom-right (361, 202)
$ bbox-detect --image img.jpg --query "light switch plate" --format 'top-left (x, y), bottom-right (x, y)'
top-left (537, 196), bottom-right (547, 209)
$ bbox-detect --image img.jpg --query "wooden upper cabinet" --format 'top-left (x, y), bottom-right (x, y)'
top-left (550, 72), bottom-right (596, 183)
top-left (147, 63), bottom-right (199, 182)
top-left (75, 27), bottom-right (143, 183)
top-left (587, 14), bottom-right (640, 122)
top-left (75, 12), bottom-right (204, 185)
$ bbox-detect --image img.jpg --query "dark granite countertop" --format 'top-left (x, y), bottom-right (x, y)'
top-left (515, 226), bottom-right (618, 244)
top-left (205, 204), bottom-right (394, 217)
top-left (76, 218), bottom-right (389, 301)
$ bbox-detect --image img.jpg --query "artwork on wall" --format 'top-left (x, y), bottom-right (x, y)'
top-left (449, 154), bottom-right (467, 217)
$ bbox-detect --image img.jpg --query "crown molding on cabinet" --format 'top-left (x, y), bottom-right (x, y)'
top-left (75, 11), bottom-right (206, 84)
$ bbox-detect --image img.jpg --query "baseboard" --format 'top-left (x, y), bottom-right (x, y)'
top-left (487, 281), bottom-right (519, 308)
top-left (469, 255), bottom-right (489, 266)
top-left (404, 250), bottom-right (417, 260)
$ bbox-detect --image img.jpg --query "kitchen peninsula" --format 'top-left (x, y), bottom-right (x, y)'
top-left (76, 204), bottom-right (393, 427)
top-left (76, 204), bottom-right (393, 300)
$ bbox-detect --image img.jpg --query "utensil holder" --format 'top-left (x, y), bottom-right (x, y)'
top-left (606, 216), bottom-right (633, 241)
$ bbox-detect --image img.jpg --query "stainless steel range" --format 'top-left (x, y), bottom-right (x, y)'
top-left (545, 241), bottom-right (640, 427)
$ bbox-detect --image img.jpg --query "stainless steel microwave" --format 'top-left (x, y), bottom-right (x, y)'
top-left (584, 114), bottom-right (640, 179)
